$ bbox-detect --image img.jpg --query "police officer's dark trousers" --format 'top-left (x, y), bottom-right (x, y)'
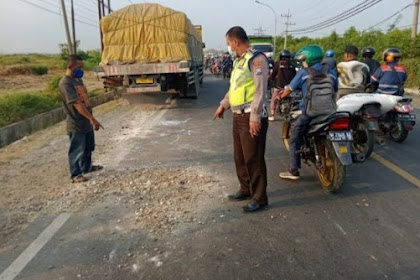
top-left (233, 113), bottom-right (268, 204)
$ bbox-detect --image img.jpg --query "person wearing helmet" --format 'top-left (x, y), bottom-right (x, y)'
top-left (336, 45), bottom-right (370, 99)
top-left (268, 49), bottom-right (296, 121)
top-left (278, 45), bottom-right (338, 180)
top-left (323, 49), bottom-right (337, 71)
top-left (370, 48), bottom-right (407, 95)
top-left (361, 47), bottom-right (380, 75)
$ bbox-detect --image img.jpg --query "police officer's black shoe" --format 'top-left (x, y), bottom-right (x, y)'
top-left (228, 192), bottom-right (251, 201)
top-left (242, 201), bottom-right (268, 213)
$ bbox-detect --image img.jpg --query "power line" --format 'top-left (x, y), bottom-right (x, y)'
top-left (363, 4), bottom-right (413, 32)
top-left (37, 0), bottom-right (99, 24)
top-left (290, 0), bottom-right (384, 34)
top-left (17, 0), bottom-right (98, 28)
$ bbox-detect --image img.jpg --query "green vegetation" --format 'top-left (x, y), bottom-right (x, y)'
top-left (0, 44), bottom-right (104, 127)
top-left (275, 27), bottom-right (420, 87)
top-left (0, 91), bottom-right (61, 127)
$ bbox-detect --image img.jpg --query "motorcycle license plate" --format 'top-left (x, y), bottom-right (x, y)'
top-left (397, 114), bottom-right (416, 121)
top-left (328, 131), bottom-right (353, 141)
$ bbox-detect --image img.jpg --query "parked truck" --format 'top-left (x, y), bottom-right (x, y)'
top-left (95, 4), bottom-right (204, 99)
top-left (249, 35), bottom-right (274, 58)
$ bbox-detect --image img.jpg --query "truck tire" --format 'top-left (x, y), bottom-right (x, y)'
top-left (188, 71), bottom-right (200, 99)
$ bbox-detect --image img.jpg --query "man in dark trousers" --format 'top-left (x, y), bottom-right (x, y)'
top-left (59, 55), bottom-right (103, 183)
top-left (213, 26), bottom-right (269, 212)
top-left (269, 49), bottom-right (296, 121)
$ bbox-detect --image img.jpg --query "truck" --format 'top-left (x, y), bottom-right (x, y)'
top-left (248, 35), bottom-right (274, 58)
top-left (94, 3), bottom-right (204, 99)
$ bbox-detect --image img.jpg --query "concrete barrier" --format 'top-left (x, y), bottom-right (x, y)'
top-left (0, 91), bottom-right (118, 148)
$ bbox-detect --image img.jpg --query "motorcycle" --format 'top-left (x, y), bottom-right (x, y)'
top-left (223, 66), bottom-right (233, 80)
top-left (378, 96), bottom-right (416, 143)
top-left (336, 93), bottom-right (396, 162)
top-left (212, 64), bottom-right (221, 78)
top-left (280, 94), bottom-right (353, 192)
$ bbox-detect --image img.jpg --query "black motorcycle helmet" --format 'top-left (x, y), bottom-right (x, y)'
top-left (362, 47), bottom-right (375, 58)
top-left (383, 48), bottom-right (402, 62)
top-left (279, 49), bottom-right (292, 60)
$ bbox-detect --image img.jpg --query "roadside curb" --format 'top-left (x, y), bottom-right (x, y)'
top-left (0, 90), bottom-right (119, 148)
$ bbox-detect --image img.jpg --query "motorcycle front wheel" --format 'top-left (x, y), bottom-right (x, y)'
top-left (389, 121), bottom-right (409, 143)
top-left (316, 140), bottom-right (346, 193)
top-left (282, 121), bottom-right (292, 151)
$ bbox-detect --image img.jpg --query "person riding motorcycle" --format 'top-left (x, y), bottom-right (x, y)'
top-left (268, 49), bottom-right (296, 121)
top-left (336, 45), bottom-right (370, 99)
top-left (278, 45), bottom-right (338, 180)
top-left (369, 48), bottom-right (407, 96)
top-left (323, 49), bottom-right (337, 71)
top-left (222, 53), bottom-right (233, 79)
top-left (361, 47), bottom-right (381, 75)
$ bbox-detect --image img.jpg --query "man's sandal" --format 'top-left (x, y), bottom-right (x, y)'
top-left (72, 175), bottom-right (88, 183)
top-left (84, 165), bottom-right (104, 174)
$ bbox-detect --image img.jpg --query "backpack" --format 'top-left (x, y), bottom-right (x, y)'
top-left (305, 65), bottom-right (337, 117)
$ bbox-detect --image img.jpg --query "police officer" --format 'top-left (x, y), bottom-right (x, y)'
top-left (371, 48), bottom-right (407, 96)
top-left (361, 47), bottom-right (381, 75)
top-left (213, 26), bottom-right (269, 213)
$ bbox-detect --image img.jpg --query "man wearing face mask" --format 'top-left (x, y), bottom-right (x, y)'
top-left (213, 26), bottom-right (269, 213)
top-left (59, 55), bottom-right (103, 183)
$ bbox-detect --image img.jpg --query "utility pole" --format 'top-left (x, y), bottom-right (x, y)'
top-left (60, 0), bottom-right (74, 55)
top-left (101, 0), bottom-right (106, 18)
top-left (281, 9), bottom-right (295, 50)
top-left (71, 0), bottom-right (77, 54)
top-left (412, 0), bottom-right (419, 39)
top-left (255, 1), bottom-right (277, 57)
top-left (98, 0), bottom-right (104, 51)
top-left (107, 0), bottom-right (111, 14)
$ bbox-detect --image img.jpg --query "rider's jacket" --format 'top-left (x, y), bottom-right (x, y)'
top-left (371, 62), bottom-right (407, 95)
top-left (362, 57), bottom-right (381, 75)
top-left (271, 60), bottom-right (296, 89)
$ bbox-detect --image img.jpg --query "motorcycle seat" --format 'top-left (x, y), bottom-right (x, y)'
top-left (309, 114), bottom-right (330, 126)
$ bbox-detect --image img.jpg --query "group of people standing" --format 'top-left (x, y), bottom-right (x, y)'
top-left (214, 25), bottom-right (409, 213)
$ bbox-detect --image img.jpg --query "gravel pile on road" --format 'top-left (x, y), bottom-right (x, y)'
top-left (53, 166), bottom-right (216, 235)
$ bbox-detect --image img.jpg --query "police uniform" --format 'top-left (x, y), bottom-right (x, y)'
top-left (220, 49), bottom-right (269, 205)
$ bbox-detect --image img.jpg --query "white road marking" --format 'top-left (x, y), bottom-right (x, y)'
top-left (334, 222), bottom-right (347, 236)
top-left (0, 213), bottom-right (71, 280)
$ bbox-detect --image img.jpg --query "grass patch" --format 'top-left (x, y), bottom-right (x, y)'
top-left (0, 91), bottom-right (61, 127)
top-left (0, 54), bottom-right (62, 69)
top-left (30, 66), bottom-right (48, 75)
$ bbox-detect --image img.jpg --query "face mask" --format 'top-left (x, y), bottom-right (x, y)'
top-left (72, 68), bottom-right (84, 78)
top-left (228, 46), bottom-right (236, 58)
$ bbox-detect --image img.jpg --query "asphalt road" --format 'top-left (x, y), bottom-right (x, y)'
top-left (1, 74), bottom-right (420, 280)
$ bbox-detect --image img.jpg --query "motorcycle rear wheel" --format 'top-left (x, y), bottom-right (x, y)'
top-left (389, 121), bottom-right (409, 143)
top-left (316, 140), bottom-right (346, 193)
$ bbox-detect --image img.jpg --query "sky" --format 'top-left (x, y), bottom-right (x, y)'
top-left (0, 0), bottom-right (416, 54)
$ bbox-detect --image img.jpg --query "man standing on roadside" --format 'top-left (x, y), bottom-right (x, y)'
top-left (213, 26), bottom-right (269, 213)
top-left (59, 55), bottom-right (103, 183)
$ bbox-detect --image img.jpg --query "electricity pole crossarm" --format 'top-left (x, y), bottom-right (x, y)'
top-left (281, 9), bottom-right (295, 50)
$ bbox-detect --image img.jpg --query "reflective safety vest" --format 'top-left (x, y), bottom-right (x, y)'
top-left (229, 51), bottom-right (256, 110)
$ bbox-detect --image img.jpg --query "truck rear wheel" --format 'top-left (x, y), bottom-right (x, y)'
top-left (188, 71), bottom-right (200, 99)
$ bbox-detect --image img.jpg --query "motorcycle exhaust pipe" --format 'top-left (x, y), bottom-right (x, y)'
top-left (356, 153), bottom-right (366, 162)
top-left (375, 136), bottom-right (386, 146)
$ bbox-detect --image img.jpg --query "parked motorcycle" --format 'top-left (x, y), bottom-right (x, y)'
top-left (280, 94), bottom-right (353, 192)
top-left (378, 97), bottom-right (416, 143)
top-left (336, 93), bottom-right (396, 162)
